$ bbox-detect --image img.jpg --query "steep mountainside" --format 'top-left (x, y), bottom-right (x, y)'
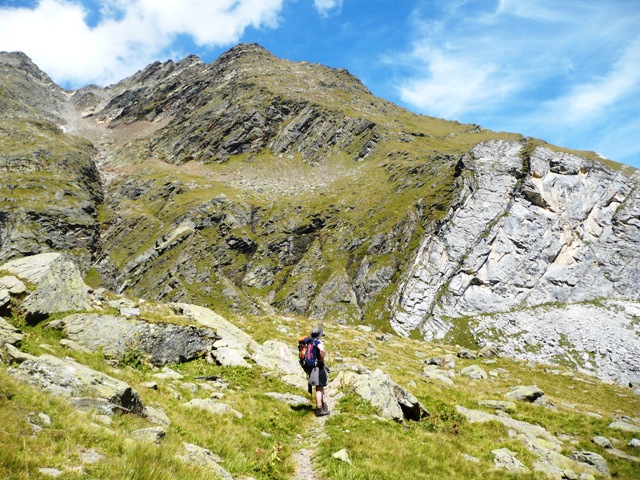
top-left (0, 44), bottom-right (638, 385)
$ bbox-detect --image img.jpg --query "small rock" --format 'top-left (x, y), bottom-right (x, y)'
top-left (80, 449), bottom-right (105, 464)
top-left (629, 438), bottom-right (640, 448)
top-left (591, 436), bottom-right (612, 449)
top-left (533, 396), bottom-right (556, 409)
top-left (578, 474), bottom-right (595, 480)
top-left (461, 453), bottom-right (480, 463)
top-left (144, 405), bottom-right (171, 426)
top-left (184, 399), bottom-right (243, 418)
top-left (119, 307), bottom-right (141, 317)
top-left (38, 468), bottom-right (63, 477)
top-left (504, 385), bottom-right (544, 402)
top-left (569, 451), bottom-right (608, 475)
top-left (426, 354), bottom-right (456, 369)
top-left (491, 448), bottom-right (530, 473)
top-left (608, 421), bottom-right (640, 434)
top-left (460, 365), bottom-right (487, 380)
top-left (180, 382), bottom-right (199, 393)
top-left (176, 442), bottom-right (233, 480)
top-left (563, 469), bottom-right (578, 480)
top-left (153, 367), bottom-right (184, 380)
top-left (0, 275), bottom-right (27, 294)
top-left (95, 415), bottom-right (112, 425)
top-left (457, 348), bottom-right (477, 360)
top-left (140, 381), bottom-right (158, 390)
top-left (130, 426), bottom-right (166, 444)
top-left (478, 345), bottom-right (500, 358)
top-left (332, 448), bottom-right (351, 464)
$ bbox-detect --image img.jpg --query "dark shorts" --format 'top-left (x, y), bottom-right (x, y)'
top-left (305, 365), bottom-right (328, 388)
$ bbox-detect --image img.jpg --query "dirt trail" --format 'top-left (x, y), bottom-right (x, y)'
top-left (292, 391), bottom-right (338, 480)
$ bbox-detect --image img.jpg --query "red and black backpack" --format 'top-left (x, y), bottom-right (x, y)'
top-left (298, 336), bottom-right (319, 369)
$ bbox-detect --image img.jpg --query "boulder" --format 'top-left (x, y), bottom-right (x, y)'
top-left (331, 367), bottom-right (428, 421)
top-left (49, 314), bottom-right (218, 366)
top-left (211, 346), bottom-right (251, 368)
top-left (8, 353), bottom-right (143, 413)
top-left (4, 254), bottom-right (91, 321)
top-left (171, 303), bottom-right (256, 350)
top-left (0, 317), bottom-right (24, 346)
top-left (629, 438), bottom-right (640, 449)
top-left (252, 341), bottom-right (304, 377)
top-left (504, 385), bottom-right (544, 402)
top-left (176, 443), bottom-right (234, 480)
top-left (460, 365), bottom-right (487, 380)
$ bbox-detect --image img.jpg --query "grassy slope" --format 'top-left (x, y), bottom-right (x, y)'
top-left (1, 306), bottom-right (638, 480)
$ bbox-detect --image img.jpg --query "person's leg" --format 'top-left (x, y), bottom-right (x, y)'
top-left (315, 386), bottom-right (324, 409)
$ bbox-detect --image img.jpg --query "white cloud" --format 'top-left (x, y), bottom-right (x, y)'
top-left (546, 37), bottom-right (640, 123)
top-left (391, 1), bottom-right (640, 166)
top-left (0, 0), bottom-right (284, 87)
top-left (313, 0), bottom-right (342, 18)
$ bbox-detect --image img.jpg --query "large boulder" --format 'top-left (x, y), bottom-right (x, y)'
top-left (48, 314), bottom-right (219, 366)
top-left (0, 253), bottom-right (90, 321)
top-left (8, 353), bottom-right (143, 413)
top-left (171, 303), bottom-right (256, 351)
top-left (0, 317), bottom-right (24, 347)
top-left (330, 367), bottom-right (428, 421)
top-left (252, 340), bottom-right (304, 377)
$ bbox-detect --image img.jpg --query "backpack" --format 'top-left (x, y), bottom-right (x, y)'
top-left (298, 336), bottom-right (319, 369)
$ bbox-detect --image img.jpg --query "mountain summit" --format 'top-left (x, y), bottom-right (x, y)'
top-left (0, 45), bottom-right (639, 386)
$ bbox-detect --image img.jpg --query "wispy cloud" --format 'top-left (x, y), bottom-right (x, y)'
top-left (313, 0), bottom-right (343, 18)
top-left (0, 0), bottom-right (284, 87)
top-left (392, 1), bottom-right (640, 165)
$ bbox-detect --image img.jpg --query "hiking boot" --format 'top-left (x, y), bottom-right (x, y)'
top-left (322, 401), bottom-right (328, 412)
top-left (315, 407), bottom-right (330, 417)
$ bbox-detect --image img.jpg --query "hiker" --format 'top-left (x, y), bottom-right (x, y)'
top-left (299, 326), bottom-right (330, 417)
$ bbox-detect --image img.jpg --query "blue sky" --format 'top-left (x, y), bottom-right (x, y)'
top-left (1, 0), bottom-right (639, 169)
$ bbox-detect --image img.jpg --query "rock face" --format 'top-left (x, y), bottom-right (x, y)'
top-left (392, 141), bottom-right (640, 384)
top-left (49, 313), bottom-right (219, 366)
top-left (8, 353), bottom-right (143, 413)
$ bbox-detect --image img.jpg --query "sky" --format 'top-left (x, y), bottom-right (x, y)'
top-left (0, 0), bottom-right (639, 169)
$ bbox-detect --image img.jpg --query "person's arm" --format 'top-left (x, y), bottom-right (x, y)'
top-left (318, 342), bottom-right (326, 365)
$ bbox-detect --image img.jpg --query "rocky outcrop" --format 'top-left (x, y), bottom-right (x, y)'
top-left (392, 140), bottom-right (640, 384)
top-left (1, 253), bottom-right (91, 320)
top-left (7, 352), bottom-right (143, 413)
top-left (48, 313), bottom-right (219, 366)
